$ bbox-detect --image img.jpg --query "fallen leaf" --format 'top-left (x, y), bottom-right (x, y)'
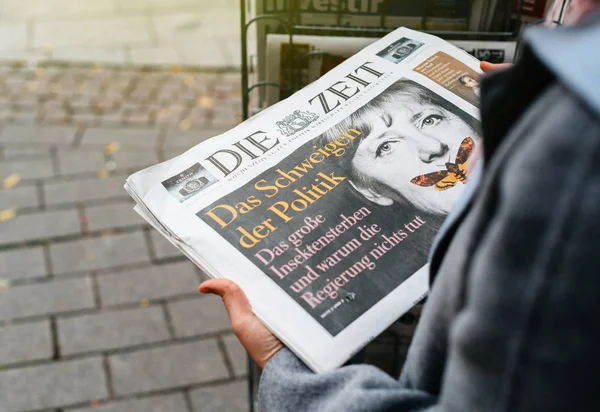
top-left (89, 400), bottom-right (104, 407)
top-left (140, 298), bottom-right (150, 307)
top-left (35, 67), bottom-right (45, 77)
top-left (97, 168), bottom-right (110, 179)
top-left (184, 75), bottom-right (195, 86)
top-left (104, 142), bottom-right (121, 155)
top-left (3, 174), bottom-right (20, 189)
top-left (0, 209), bottom-right (16, 221)
top-left (179, 119), bottom-right (192, 131)
top-left (197, 96), bottom-right (215, 108)
top-left (0, 278), bottom-right (11, 289)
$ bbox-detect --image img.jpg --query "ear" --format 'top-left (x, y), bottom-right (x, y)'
top-left (348, 181), bottom-right (394, 206)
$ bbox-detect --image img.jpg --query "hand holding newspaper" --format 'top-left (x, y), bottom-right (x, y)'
top-left (126, 27), bottom-right (482, 373)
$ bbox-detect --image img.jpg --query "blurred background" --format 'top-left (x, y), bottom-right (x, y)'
top-left (0, 1), bottom-right (249, 412)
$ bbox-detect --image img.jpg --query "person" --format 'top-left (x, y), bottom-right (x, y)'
top-left (316, 79), bottom-right (481, 215)
top-left (201, 2), bottom-right (600, 411)
top-left (457, 74), bottom-right (481, 98)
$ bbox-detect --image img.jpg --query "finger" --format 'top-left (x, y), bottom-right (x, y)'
top-left (199, 279), bottom-right (252, 325)
top-left (480, 61), bottom-right (512, 73)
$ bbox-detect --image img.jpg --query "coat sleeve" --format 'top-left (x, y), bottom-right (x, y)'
top-left (259, 348), bottom-right (437, 412)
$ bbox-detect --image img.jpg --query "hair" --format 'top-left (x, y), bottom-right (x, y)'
top-left (457, 74), bottom-right (476, 86)
top-left (316, 79), bottom-right (480, 209)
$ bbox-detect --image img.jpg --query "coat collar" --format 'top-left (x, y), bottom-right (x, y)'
top-left (526, 9), bottom-right (600, 117)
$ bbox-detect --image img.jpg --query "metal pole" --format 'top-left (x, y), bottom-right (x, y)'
top-left (241, 0), bottom-right (250, 121)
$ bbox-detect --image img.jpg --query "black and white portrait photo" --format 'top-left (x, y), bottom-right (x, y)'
top-left (317, 78), bottom-right (481, 216)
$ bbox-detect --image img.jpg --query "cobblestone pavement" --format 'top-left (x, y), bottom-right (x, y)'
top-left (0, 63), bottom-right (250, 412)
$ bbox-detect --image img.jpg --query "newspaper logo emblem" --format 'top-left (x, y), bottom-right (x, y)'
top-left (276, 110), bottom-right (319, 136)
top-left (161, 162), bottom-right (218, 203)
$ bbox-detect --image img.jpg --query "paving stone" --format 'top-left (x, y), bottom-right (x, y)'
top-left (0, 208), bottom-right (80, 245)
top-left (2, 145), bottom-right (51, 160)
top-left (168, 295), bottom-right (231, 337)
top-left (0, 124), bottom-right (77, 144)
top-left (163, 128), bottom-right (225, 151)
top-left (71, 393), bottom-right (188, 412)
top-left (98, 261), bottom-right (198, 306)
top-left (190, 381), bottom-right (248, 412)
top-left (0, 277), bottom-right (95, 321)
top-left (109, 339), bottom-right (229, 395)
top-left (0, 246), bottom-right (47, 280)
top-left (222, 334), bottom-right (248, 378)
top-left (150, 230), bottom-right (183, 259)
top-left (52, 47), bottom-right (128, 65)
top-left (129, 47), bottom-right (182, 66)
top-left (57, 149), bottom-right (105, 174)
top-left (111, 149), bottom-right (159, 170)
top-left (0, 357), bottom-right (107, 411)
top-left (85, 202), bottom-right (146, 231)
top-left (58, 307), bottom-right (170, 355)
top-left (81, 127), bottom-right (160, 147)
top-left (44, 175), bottom-right (127, 205)
top-left (35, 16), bottom-right (152, 49)
top-left (0, 185), bottom-right (39, 209)
top-left (0, 21), bottom-right (28, 52)
top-left (116, 0), bottom-right (227, 12)
top-left (1, 0), bottom-right (115, 18)
top-left (0, 320), bottom-right (53, 366)
top-left (153, 10), bottom-right (238, 45)
top-left (50, 231), bottom-right (150, 275)
top-left (0, 158), bottom-right (54, 180)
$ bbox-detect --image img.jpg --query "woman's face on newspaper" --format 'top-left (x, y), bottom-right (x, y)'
top-left (351, 97), bottom-right (479, 214)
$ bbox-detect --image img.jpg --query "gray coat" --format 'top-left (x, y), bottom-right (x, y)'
top-left (258, 10), bottom-right (600, 412)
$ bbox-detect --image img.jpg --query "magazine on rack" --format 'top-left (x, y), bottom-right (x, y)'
top-left (265, 33), bottom-right (514, 106)
top-left (126, 27), bottom-right (482, 373)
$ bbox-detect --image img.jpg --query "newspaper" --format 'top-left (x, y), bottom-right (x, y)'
top-left (126, 27), bottom-right (482, 373)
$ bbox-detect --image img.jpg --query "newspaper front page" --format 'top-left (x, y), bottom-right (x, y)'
top-left (126, 27), bottom-right (482, 372)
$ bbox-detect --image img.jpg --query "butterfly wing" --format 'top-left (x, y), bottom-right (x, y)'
top-left (455, 136), bottom-right (475, 166)
top-left (434, 174), bottom-right (459, 191)
top-left (411, 170), bottom-right (449, 187)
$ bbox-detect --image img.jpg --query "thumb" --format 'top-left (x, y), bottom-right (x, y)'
top-left (199, 279), bottom-right (252, 325)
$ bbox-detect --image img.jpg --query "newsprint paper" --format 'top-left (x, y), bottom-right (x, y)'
top-left (126, 27), bottom-right (482, 373)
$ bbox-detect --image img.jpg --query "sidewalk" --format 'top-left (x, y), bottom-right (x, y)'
top-left (0, 64), bottom-right (248, 411)
top-left (0, 0), bottom-right (243, 67)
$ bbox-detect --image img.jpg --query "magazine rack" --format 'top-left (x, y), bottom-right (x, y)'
top-left (238, 1), bottom-right (567, 410)
top-left (239, 0), bottom-right (547, 120)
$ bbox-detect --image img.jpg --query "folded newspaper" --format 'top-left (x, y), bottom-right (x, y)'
top-left (126, 27), bottom-right (482, 373)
